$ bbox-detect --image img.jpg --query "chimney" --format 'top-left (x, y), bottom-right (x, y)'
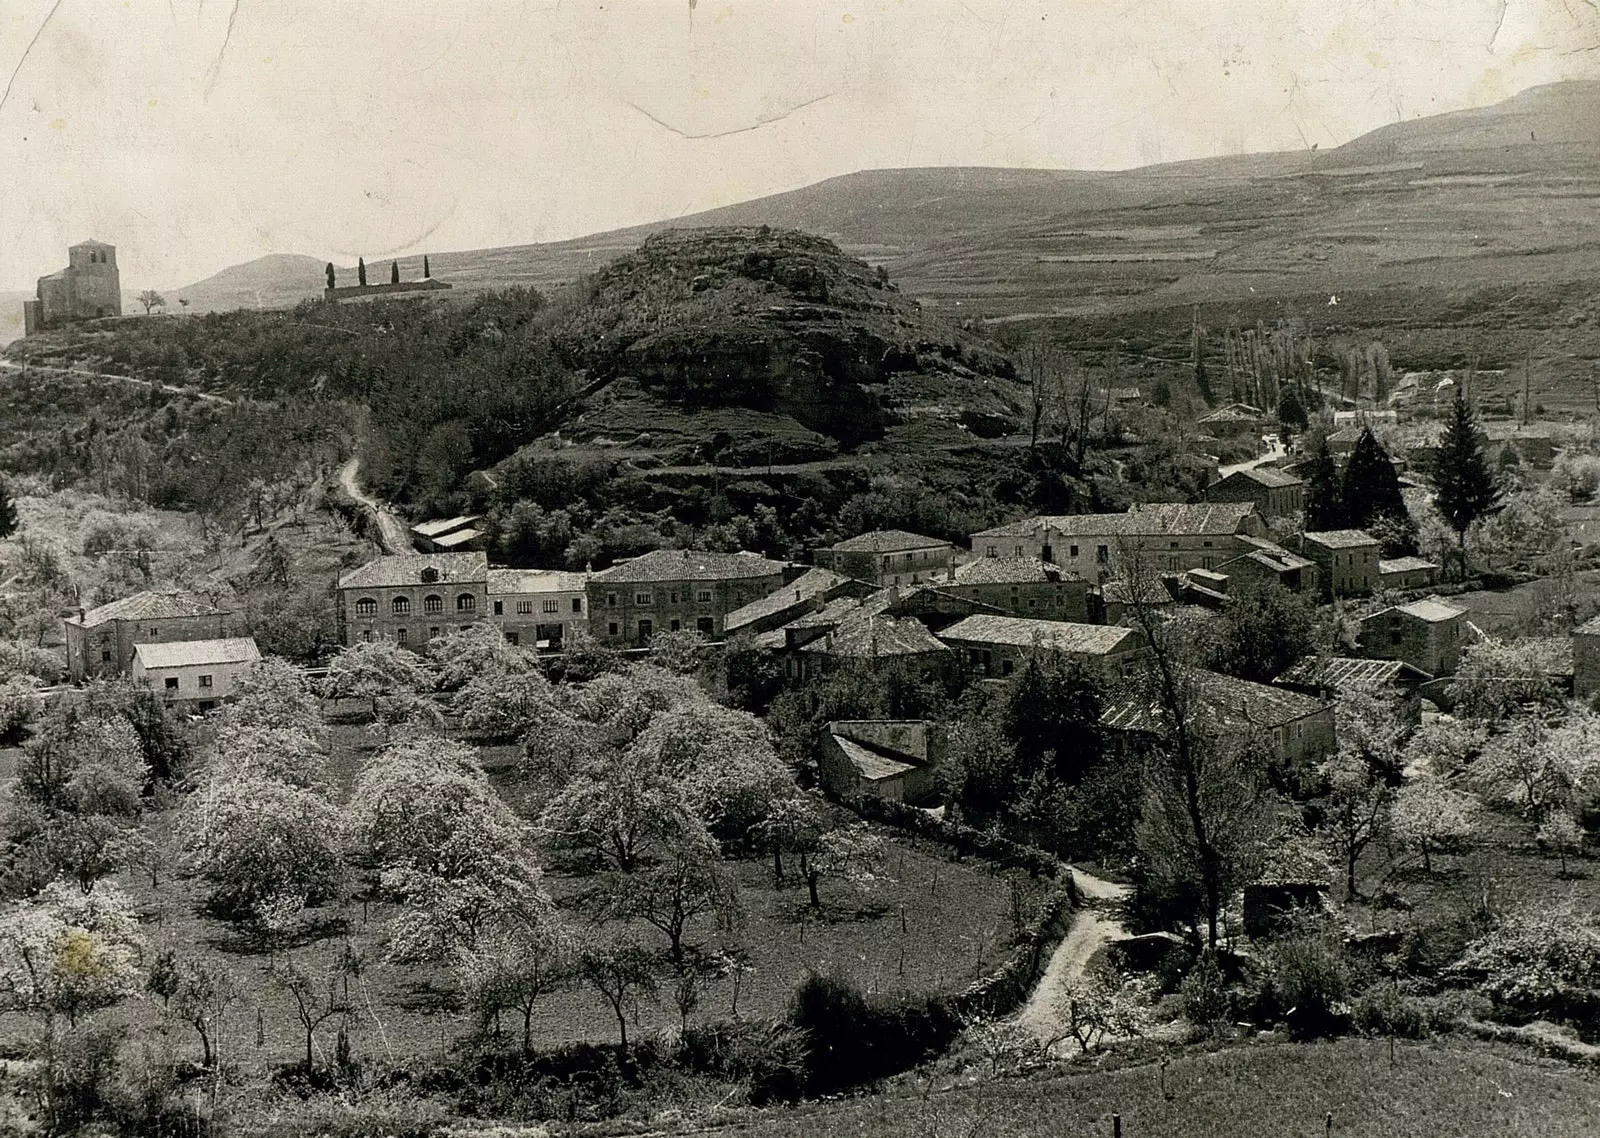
top-left (78, 607), bottom-right (86, 622)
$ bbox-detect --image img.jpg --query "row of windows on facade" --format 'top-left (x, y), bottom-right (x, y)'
top-left (352, 595), bottom-right (584, 617)
top-left (606, 617), bottom-right (716, 637)
top-left (984, 540), bottom-right (1216, 560)
top-left (163, 674), bottom-right (214, 690)
top-left (607, 590), bottom-right (716, 606)
top-left (359, 625), bottom-right (473, 644)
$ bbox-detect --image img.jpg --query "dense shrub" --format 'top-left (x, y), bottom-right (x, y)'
top-left (788, 971), bottom-right (963, 1094)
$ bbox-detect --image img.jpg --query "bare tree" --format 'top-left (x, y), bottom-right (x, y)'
top-left (136, 289), bottom-right (165, 314)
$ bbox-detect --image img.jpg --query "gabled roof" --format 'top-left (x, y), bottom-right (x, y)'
top-left (1303, 529), bottom-right (1378, 550)
top-left (133, 637), bottom-right (261, 670)
top-left (1103, 667), bottom-right (1327, 735)
top-left (429, 528), bottom-right (483, 549)
top-left (1274, 655), bottom-right (1432, 688)
top-left (829, 735), bottom-right (920, 781)
top-left (1378, 556), bottom-right (1439, 575)
top-left (338, 552), bottom-right (488, 590)
top-left (938, 615), bottom-right (1141, 656)
top-left (590, 549), bottom-right (788, 584)
top-left (1383, 597), bottom-right (1468, 624)
top-left (973, 503), bottom-right (1258, 541)
top-left (1198, 405), bottom-right (1267, 424)
top-left (1577, 614), bottom-right (1600, 636)
top-left (824, 529), bottom-right (951, 554)
top-left (799, 613), bottom-right (950, 658)
top-left (411, 515), bottom-right (482, 539)
top-left (487, 568), bottom-right (589, 595)
top-left (67, 590), bottom-right (224, 628)
top-left (953, 557), bottom-right (1082, 586)
top-left (1216, 467), bottom-right (1303, 489)
top-left (724, 568), bottom-right (855, 634)
top-left (1100, 576), bottom-right (1178, 606)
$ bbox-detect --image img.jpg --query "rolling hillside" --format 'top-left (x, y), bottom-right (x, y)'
top-left (165, 81), bottom-right (1600, 327)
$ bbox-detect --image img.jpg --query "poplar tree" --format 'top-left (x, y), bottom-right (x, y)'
top-left (1432, 391), bottom-right (1500, 576)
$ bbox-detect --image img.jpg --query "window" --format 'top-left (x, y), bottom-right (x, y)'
top-left (635, 592), bottom-right (653, 606)
top-left (355, 597), bottom-right (377, 616)
top-left (396, 628), bottom-right (408, 645)
top-left (696, 617), bottom-right (714, 634)
top-left (392, 596), bottom-right (411, 615)
top-left (572, 598), bottom-right (583, 614)
top-left (424, 595), bottom-right (443, 614)
top-left (607, 593), bottom-right (618, 608)
top-left (505, 632), bottom-right (518, 645)
top-left (542, 599), bottom-right (558, 614)
top-left (1002, 660), bottom-right (1014, 676)
top-left (670, 619), bottom-right (681, 632)
top-left (429, 626), bottom-right (440, 639)
top-left (456, 594), bottom-right (476, 613)
top-left (164, 677), bottom-right (179, 691)
top-left (361, 630), bottom-right (374, 643)
top-left (1070, 544), bottom-right (1079, 558)
top-left (1014, 546), bottom-right (1024, 557)
top-left (882, 555), bottom-right (891, 567)
top-left (1169, 541), bottom-right (1178, 549)
top-left (670, 591), bottom-right (679, 603)
top-left (697, 590), bottom-right (712, 604)
top-left (149, 627), bottom-right (159, 637)
top-left (1203, 540), bottom-right (1213, 548)
top-left (198, 674), bottom-right (213, 689)
top-left (904, 552), bottom-right (914, 563)
top-left (420, 567), bottom-right (440, 584)
top-left (608, 622), bottom-right (619, 635)
top-left (986, 546), bottom-right (997, 558)
top-left (517, 601), bottom-right (534, 615)
top-left (101, 650), bottom-right (112, 662)
top-left (1097, 545), bottom-right (1109, 563)
top-left (638, 619), bottom-right (653, 639)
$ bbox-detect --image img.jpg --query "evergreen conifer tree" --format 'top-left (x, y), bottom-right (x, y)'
top-left (0, 478), bottom-right (18, 539)
top-left (358, 257), bottom-right (367, 287)
top-left (390, 260), bottom-right (399, 284)
top-left (1341, 427), bottom-right (1407, 531)
top-left (423, 254), bottom-right (431, 278)
top-left (1303, 431), bottom-right (1344, 531)
top-left (1277, 386), bottom-right (1307, 441)
top-left (1432, 391), bottom-right (1501, 575)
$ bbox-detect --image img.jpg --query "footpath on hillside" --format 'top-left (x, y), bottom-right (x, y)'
top-left (338, 455), bottom-right (412, 554)
top-left (1013, 868), bottom-right (1131, 1045)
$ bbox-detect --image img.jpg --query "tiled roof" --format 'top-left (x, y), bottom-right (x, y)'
top-left (1274, 655), bottom-right (1432, 688)
top-left (133, 637), bottom-right (261, 670)
top-left (411, 515), bottom-right (482, 538)
top-left (1219, 467), bottom-right (1303, 489)
top-left (590, 549), bottom-right (788, 584)
top-left (338, 552), bottom-right (488, 590)
top-left (785, 595), bottom-right (868, 631)
top-left (1378, 556), bottom-right (1439, 574)
top-left (67, 590), bottom-right (224, 628)
top-left (429, 528), bottom-right (484, 549)
top-left (1392, 597), bottom-right (1468, 623)
top-left (973, 503), bottom-right (1257, 541)
top-left (830, 735), bottom-right (920, 781)
top-left (487, 568), bottom-right (589, 595)
top-left (1103, 667), bottom-right (1326, 734)
top-left (1100, 576), bottom-right (1177, 605)
top-left (1577, 614), bottom-right (1600, 636)
top-left (825, 529), bottom-right (951, 554)
top-left (799, 613), bottom-right (950, 658)
top-left (938, 615), bottom-right (1140, 656)
top-left (954, 557), bottom-right (1081, 586)
top-left (724, 568), bottom-right (853, 633)
top-left (1198, 406), bottom-right (1266, 424)
top-left (1303, 529), bottom-right (1378, 550)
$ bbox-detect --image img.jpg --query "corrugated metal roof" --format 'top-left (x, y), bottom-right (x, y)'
top-left (1219, 467), bottom-right (1303, 489)
top-left (1378, 556), bottom-right (1439, 574)
top-left (133, 637), bottom-right (261, 670)
top-left (1392, 597), bottom-right (1468, 623)
top-left (1274, 655), bottom-right (1432, 687)
top-left (338, 552), bottom-right (488, 590)
top-left (939, 615), bottom-right (1139, 655)
top-left (1103, 667), bottom-right (1327, 734)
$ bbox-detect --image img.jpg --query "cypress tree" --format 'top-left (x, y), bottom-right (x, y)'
top-left (1303, 431), bottom-right (1343, 531)
top-left (390, 260), bottom-right (399, 284)
top-left (0, 478), bottom-right (18, 539)
top-left (1433, 391), bottom-right (1501, 575)
top-left (423, 254), bottom-right (431, 279)
top-left (1340, 427), bottom-right (1407, 532)
top-left (358, 257), bottom-right (367, 287)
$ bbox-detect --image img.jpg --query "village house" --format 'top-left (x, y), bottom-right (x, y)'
top-left (1272, 655), bottom-right (1432, 725)
top-left (1095, 574), bottom-right (1178, 623)
top-left (1102, 667), bottom-right (1335, 766)
top-left (1378, 556), bottom-right (1441, 591)
top-left (1298, 530), bottom-right (1380, 598)
top-left (1204, 467), bottom-right (1306, 519)
top-left (130, 637), bottom-right (262, 714)
top-left (1215, 534), bottom-right (1319, 593)
top-left (64, 590), bottom-right (232, 682)
top-left (970, 503), bottom-right (1265, 584)
top-left (788, 610), bottom-right (952, 684)
top-left (936, 614), bottom-right (1146, 682)
top-left (587, 549), bottom-right (791, 645)
top-left (819, 720), bottom-right (945, 804)
top-left (336, 552), bottom-right (490, 647)
top-left (1358, 596), bottom-right (1469, 678)
top-left (411, 515), bottom-right (485, 553)
top-left (723, 568), bottom-right (871, 638)
top-left (1196, 403), bottom-right (1269, 438)
top-left (812, 530), bottom-right (955, 586)
top-left (947, 557), bottom-right (1091, 622)
top-left (486, 568), bottom-right (589, 650)
top-left (1325, 425), bottom-right (1363, 457)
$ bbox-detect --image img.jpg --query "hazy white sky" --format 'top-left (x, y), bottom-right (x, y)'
top-left (1, 0), bottom-right (1596, 290)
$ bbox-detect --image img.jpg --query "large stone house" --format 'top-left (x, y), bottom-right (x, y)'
top-left (1298, 530), bottom-right (1380, 598)
top-left (970, 503), bottom-right (1265, 584)
top-left (937, 614), bottom-right (1146, 682)
top-left (819, 720), bottom-right (945, 804)
top-left (723, 568), bottom-right (871, 638)
top-left (1215, 534), bottom-right (1319, 594)
top-left (64, 590), bottom-right (231, 682)
top-left (1102, 667), bottom-right (1335, 766)
top-left (1358, 596), bottom-right (1469, 678)
top-left (1204, 467), bottom-right (1305, 519)
top-left (587, 549), bottom-right (791, 645)
top-left (336, 552), bottom-right (490, 648)
top-left (131, 637), bottom-right (262, 714)
top-left (487, 568), bottom-right (589, 650)
top-left (787, 610), bottom-right (952, 683)
top-left (813, 530), bottom-right (955, 587)
top-left (947, 557), bottom-right (1091, 622)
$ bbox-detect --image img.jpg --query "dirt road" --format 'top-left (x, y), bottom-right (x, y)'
top-left (338, 455), bottom-right (412, 553)
top-left (0, 358), bottom-right (232, 405)
top-left (1013, 867), bottom-right (1131, 1045)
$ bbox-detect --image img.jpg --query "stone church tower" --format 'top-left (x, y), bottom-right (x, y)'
top-left (23, 239), bottom-right (122, 335)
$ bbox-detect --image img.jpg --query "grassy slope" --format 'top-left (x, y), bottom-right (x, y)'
top-left (706, 1038), bottom-right (1600, 1138)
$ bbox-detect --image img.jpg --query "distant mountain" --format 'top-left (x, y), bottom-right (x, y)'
top-left (167, 80), bottom-right (1600, 321)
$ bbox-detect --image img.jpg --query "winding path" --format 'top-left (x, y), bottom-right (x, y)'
top-left (1013, 867), bottom-right (1131, 1044)
top-left (338, 455), bottom-right (411, 554)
